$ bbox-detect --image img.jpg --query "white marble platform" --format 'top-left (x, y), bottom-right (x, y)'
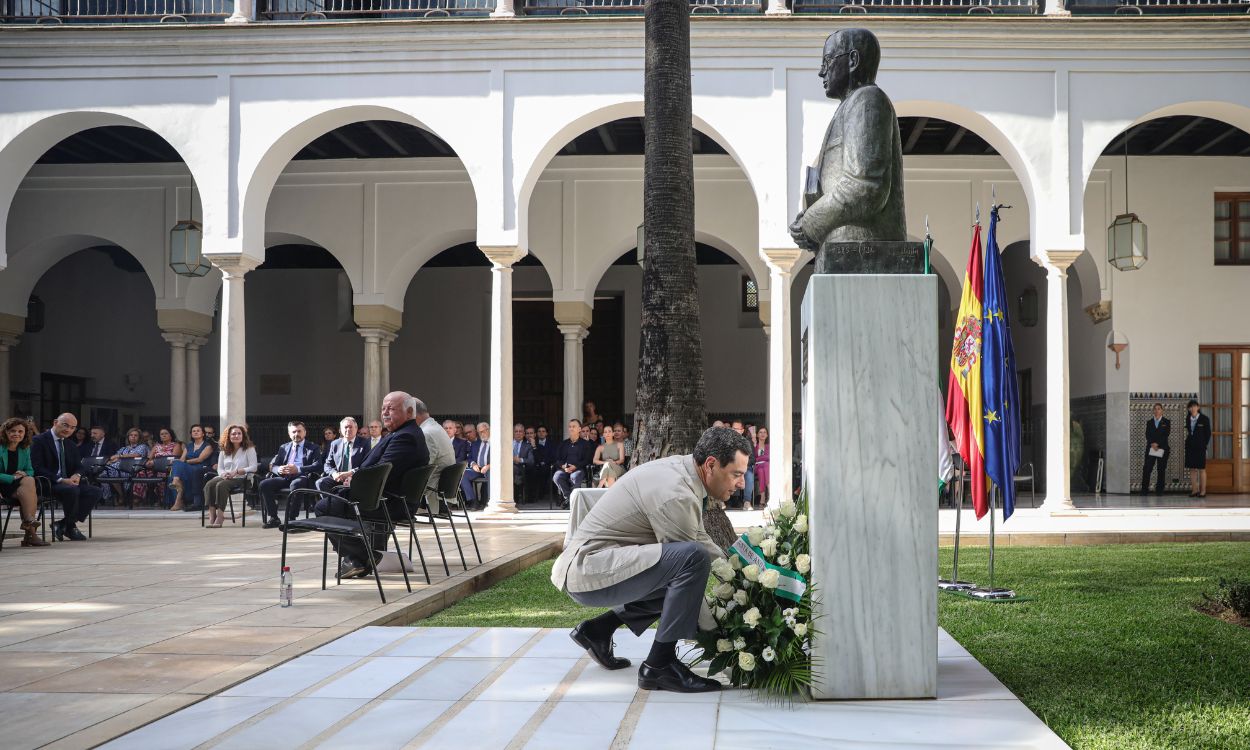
top-left (102, 626), bottom-right (1069, 750)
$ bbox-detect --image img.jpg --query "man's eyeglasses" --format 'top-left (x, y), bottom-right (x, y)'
top-left (819, 50), bottom-right (852, 74)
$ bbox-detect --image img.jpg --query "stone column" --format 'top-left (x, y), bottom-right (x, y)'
top-left (0, 334), bottom-right (19, 419)
top-left (359, 328), bottom-right (384, 423)
top-left (490, 0), bottom-right (514, 17)
top-left (185, 337), bottom-right (207, 429)
top-left (162, 333), bottom-right (191, 441)
top-left (1039, 251), bottom-right (1082, 514)
top-left (554, 301), bottom-right (594, 425)
top-left (226, 0), bottom-right (253, 23)
top-left (482, 246), bottom-right (527, 514)
top-left (210, 255), bottom-right (260, 430)
top-left (762, 248), bottom-right (802, 507)
top-left (379, 332), bottom-right (395, 400)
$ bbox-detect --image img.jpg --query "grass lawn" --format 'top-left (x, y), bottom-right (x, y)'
top-left (420, 542), bottom-right (1250, 750)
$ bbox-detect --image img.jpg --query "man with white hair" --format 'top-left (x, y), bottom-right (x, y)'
top-left (418, 401), bottom-right (455, 492)
top-left (460, 421), bottom-right (491, 510)
top-left (313, 391), bottom-right (430, 579)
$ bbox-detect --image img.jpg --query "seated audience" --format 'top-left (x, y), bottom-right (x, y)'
top-left (72, 427), bottom-right (88, 450)
top-left (31, 412), bottom-right (101, 542)
top-left (366, 420), bottom-right (384, 450)
top-left (593, 423), bottom-right (626, 488)
top-left (0, 417), bottom-right (49, 548)
top-left (168, 424), bottom-right (215, 511)
top-left (259, 421), bottom-right (322, 529)
top-left (79, 426), bottom-right (118, 500)
top-left (321, 426), bottom-right (339, 455)
top-left (461, 422), bottom-right (491, 510)
top-left (583, 400), bottom-right (602, 428)
top-left (136, 428), bottom-right (180, 505)
top-left (314, 391), bottom-right (430, 579)
top-left (99, 428), bottom-right (149, 496)
top-left (316, 417), bottom-right (371, 494)
top-left (419, 403), bottom-right (455, 493)
top-left (512, 422), bottom-right (534, 495)
top-left (445, 419), bottom-right (472, 466)
top-left (553, 418), bottom-right (594, 509)
top-left (613, 423), bottom-right (632, 461)
top-left (202, 424), bottom-right (257, 528)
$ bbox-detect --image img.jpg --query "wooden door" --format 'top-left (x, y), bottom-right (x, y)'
top-left (512, 301), bottom-right (562, 431)
top-left (1199, 347), bottom-right (1250, 493)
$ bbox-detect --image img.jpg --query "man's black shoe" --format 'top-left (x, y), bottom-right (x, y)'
top-left (339, 557), bottom-right (370, 579)
top-left (262, 518), bottom-right (281, 529)
top-left (51, 519), bottom-right (65, 542)
top-left (570, 623), bottom-right (631, 670)
top-left (638, 660), bottom-right (722, 693)
top-left (65, 525), bottom-right (88, 542)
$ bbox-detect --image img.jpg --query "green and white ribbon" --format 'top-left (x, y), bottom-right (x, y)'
top-left (729, 534), bottom-right (808, 603)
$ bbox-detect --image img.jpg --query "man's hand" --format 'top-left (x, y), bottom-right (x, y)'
top-left (789, 216), bottom-right (817, 252)
top-left (1151, 443), bottom-right (1158, 450)
top-left (513, 455), bottom-right (522, 464)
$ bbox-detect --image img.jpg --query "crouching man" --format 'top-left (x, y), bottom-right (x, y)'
top-left (551, 426), bottom-right (750, 693)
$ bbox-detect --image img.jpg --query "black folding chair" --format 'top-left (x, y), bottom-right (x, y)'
top-left (126, 456), bottom-right (174, 508)
top-left (280, 463), bottom-right (410, 604)
top-left (432, 461), bottom-right (481, 566)
top-left (199, 471), bottom-right (244, 527)
top-left (389, 464), bottom-right (437, 585)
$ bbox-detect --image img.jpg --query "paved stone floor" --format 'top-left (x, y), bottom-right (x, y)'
top-left (99, 625), bottom-right (1070, 749)
top-left (0, 512), bottom-right (563, 750)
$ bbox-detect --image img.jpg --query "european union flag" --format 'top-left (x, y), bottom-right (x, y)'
top-left (981, 206), bottom-right (1021, 519)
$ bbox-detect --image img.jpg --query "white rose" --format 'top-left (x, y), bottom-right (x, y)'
top-left (793, 622), bottom-right (808, 637)
top-left (758, 569), bottom-right (781, 589)
top-left (794, 514), bottom-right (808, 533)
top-left (782, 608), bottom-right (797, 619)
top-left (760, 538), bottom-right (778, 558)
top-left (733, 589), bottom-right (749, 606)
top-left (716, 639), bottom-right (733, 653)
top-left (725, 601), bottom-right (737, 612)
top-left (738, 651), bottom-right (756, 671)
top-left (746, 526), bottom-right (765, 546)
top-left (795, 554), bottom-right (811, 574)
top-left (764, 525), bottom-right (777, 539)
top-left (761, 646), bottom-right (776, 662)
top-left (742, 564), bottom-right (760, 582)
top-left (742, 607), bottom-right (762, 628)
top-left (777, 554), bottom-right (791, 567)
top-left (778, 499), bottom-right (797, 519)
top-left (714, 606), bottom-right (728, 619)
top-left (710, 557), bottom-right (735, 582)
top-left (713, 582), bottom-right (735, 600)
top-left (729, 555), bottom-right (743, 570)
top-left (733, 637), bottom-right (746, 650)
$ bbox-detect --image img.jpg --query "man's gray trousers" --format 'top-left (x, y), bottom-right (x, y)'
top-left (568, 541), bottom-right (711, 642)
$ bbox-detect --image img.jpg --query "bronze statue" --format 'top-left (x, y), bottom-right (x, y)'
top-left (790, 29), bottom-right (911, 272)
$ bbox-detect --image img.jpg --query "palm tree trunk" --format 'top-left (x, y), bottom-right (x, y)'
top-left (636, 0), bottom-right (734, 551)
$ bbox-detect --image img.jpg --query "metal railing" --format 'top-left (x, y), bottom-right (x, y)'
top-left (792, 0), bottom-right (1034, 14)
top-left (1, 0), bottom-right (233, 22)
top-left (261, 0), bottom-right (491, 17)
top-left (522, 0), bottom-right (762, 15)
top-left (1104, 0), bottom-right (1248, 13)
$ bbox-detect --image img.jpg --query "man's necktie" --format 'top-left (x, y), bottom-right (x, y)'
top-left (56, 438), bottom-right (66, 478)
top-left (341, 441), bottom-right (350, 471)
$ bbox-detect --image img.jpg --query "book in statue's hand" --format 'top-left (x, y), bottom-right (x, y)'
top-left (803, 166), bottom-right (821, 209)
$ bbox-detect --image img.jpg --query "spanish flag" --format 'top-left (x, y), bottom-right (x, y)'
top-left (946, 223), bottom-right (988, 519)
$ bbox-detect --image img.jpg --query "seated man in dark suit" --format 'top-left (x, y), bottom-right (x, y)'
top-left (31, 413), bottom-right (102, 541)
top-left (259, 421), bottom-right (322, 529)
top-left (315, 391), bottom-right (430, 579)
top-left (553, 418), bottom-right (595, 509)
top-left (445, 420), bottom-right (472, 467)
top-left (460, 422), bottom-right (491, 510)
top-left (316, 416), bottom-right (371, 494)
top-left (79, 425), bottom-right (119, 501)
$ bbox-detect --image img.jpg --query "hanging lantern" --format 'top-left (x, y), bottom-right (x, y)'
top-left (1107, 130), bottom-right (1147, 271)
top-left (169, 178), bottom-right (211, 277)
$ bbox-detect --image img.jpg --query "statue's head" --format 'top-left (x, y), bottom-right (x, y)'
top-left (820, 29), bottom-right (881, 101)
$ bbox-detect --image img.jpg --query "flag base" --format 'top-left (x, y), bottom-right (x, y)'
top-left (967, 586), bottom-right (1018, 600)
top-left (938, 578), bottom-right (976, 591)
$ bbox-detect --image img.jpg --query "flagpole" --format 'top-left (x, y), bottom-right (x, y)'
top-left (939, 455), bottom-right (975, 591)
top-left (970, 483), bottom-right (1017, 600)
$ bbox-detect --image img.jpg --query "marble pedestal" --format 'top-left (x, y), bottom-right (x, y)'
top-left (801, 274), bottom-right (938, 700)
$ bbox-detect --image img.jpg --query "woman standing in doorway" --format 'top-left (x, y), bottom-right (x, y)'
top-left (755, 426), bottom-right (770, 508)
top-left (1184, 400), bottom-right (1212, 498)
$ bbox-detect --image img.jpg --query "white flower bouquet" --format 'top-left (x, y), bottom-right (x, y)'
top-left (693, 492), bottom-right (816, 698)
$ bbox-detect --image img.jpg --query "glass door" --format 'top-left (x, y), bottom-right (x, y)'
top-left (1199, 347), bottom-right (1249, 493)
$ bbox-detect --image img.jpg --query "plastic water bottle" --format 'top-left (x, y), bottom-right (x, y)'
top-left (280, 566), bottom-right (293, 607)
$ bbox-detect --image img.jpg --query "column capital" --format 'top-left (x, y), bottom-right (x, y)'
top-left (480, 245), bottom-right (527, 268)
top-left (1038, 250), bottom-right (1083, 272)
top-left (761, 247), bottom-right (804, 274)
top-left (554, 300), bottom-right (594, 330)
top-left (157, 309), bottom-right (214, 339)
top-left (357, 327), bottom-right (390, 343)
top-left (353, 304), bottom-right (403, 335)
top-left (0, 312), bottom-right (24, 339)
top-left (161, 332), bottom-right (195, 348)
top-left (207, 253), bottom-right (261, 278)
top-left (0, 334), bottom-right (20, 351)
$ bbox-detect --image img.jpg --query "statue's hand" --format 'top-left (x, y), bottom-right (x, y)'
top-left (789, 217), bottom-right (816, 252)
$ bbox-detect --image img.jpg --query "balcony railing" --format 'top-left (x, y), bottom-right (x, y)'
top-left (1, 0), bottom-right (1245, 22)
top-left (1, 0), bottom-right (233, 21)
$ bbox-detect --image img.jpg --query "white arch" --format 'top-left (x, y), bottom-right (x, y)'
top-left (513, 101), bottom-right (762, 260)
top-left (0, 110), bottom-right (215, 269)
top-left (239, 105), bottom-right (478, 263)
top-left (384, 229), bottom-right (483, 311)
top-left (0, 234), bottom-right (154, 317)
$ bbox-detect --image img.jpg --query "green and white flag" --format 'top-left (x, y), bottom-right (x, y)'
top-left (729, 535), bottom-right (807, 603)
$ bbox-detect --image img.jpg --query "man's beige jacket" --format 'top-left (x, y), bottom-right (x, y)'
top-left (551, 454), bottom-right (725, 594)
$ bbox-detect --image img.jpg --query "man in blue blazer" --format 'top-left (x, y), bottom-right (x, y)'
top-left (314, 391), bottom-right (430, 578)
top-left (461, 422), bottom-right (491, 510)
top-left (316, 416), bottom-right (372, 494)
top-left (30, 413), bottom-right (101, 541)
top-left (259, 421), bottom-right (322, 528)
top-left (446, 420), bottom-right (472, 466)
